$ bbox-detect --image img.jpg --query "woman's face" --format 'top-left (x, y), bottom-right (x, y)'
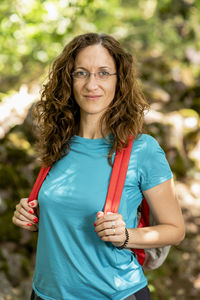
top-left (72, 44), bottom-right (117, 119)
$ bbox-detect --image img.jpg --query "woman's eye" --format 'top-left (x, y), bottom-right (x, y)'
top-left (99, 71), bottom-right (109, 76)
top-left (76, 71), bottom-right (86, 76)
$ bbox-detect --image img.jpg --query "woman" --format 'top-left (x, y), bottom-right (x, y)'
top-left (12, 33), bottom-right (185, 300)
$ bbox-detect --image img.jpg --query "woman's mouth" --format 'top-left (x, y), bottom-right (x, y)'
top-left (84, 95), bottom-right (102, 100)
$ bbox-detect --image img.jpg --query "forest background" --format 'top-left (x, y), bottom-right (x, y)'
top-left (0, 0), bottom-right (200, 299)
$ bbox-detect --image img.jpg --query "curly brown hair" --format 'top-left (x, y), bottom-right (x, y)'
top-left (32, 32), bottom-right (149, 167)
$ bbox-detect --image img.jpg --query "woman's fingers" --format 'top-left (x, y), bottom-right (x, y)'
top-left (96, 221), bottom-right (125, 235)
top-left (12, 215), bottom-right (38, 231)
top-left (14, 207), bottom-right (38, 223)
top-left (94, 212), bottom-right (126, 245)
top-left (21, 199), bottom-right (39, 221)
top-left (12, 198), bottom-right (39, 231)
top-left (96, 212), bottom-right (123, 223)
top-left (16, 198), bottom-right (35, 213)
top-left (28, 200), bottom-right (40, 217)
top-left (95, 220), bottom-right (125, 236)
top-left (28, 199), bottom-right (37, 208)
top-left (95, 213), bottom-right (124, 230)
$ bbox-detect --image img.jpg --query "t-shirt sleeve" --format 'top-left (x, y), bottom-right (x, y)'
top-left (138, 135), bottom-right (173, 191)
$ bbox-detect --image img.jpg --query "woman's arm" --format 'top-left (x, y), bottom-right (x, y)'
top-left (95, 178), bottom-right (185, 249)
top-left (125, 178), bottom-right (185, 249)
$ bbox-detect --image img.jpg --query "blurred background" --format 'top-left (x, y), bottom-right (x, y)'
top-left (0, 0), bottom-right (200, 299)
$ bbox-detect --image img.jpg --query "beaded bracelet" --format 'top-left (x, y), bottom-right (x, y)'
top-left (116, 228), bottom-right (129, 250)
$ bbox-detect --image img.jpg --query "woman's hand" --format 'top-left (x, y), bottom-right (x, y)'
top-left (94, 211), bottom-right (126, 247)
top-left (12, 198), bottom-right (39, 232)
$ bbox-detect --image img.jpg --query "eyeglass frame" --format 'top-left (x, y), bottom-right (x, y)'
top-left (71, 70), bottom-right (118, 80)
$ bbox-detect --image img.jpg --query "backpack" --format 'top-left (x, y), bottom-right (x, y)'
top-left (28, 136), bottom-right (170, 270)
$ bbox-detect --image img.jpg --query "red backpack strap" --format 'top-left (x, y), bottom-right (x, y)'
top-left (104, 137), bottom-right (134, 213)
top-left (131, 198), bottom-right (150, 266)
top-left (103, 149), bottom-right (124, 213)
top-left (103, 136), bottom-right (151, 267)
top-left (28, 166), bottom-right (51, 202)
top-left (137, 198), bottom-right (150, 227)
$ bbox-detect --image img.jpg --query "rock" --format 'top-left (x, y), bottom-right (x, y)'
top-left (18, 279), bottom-right (33, 300)
top-left (1, 243), bottom-right (23, 286)
top-left (0, 271), bottom-right (19, 299)
top-left (0, 196), bottom-right (7, 214)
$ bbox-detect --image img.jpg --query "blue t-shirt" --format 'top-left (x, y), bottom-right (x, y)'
top-left (33, 134), bottom-right (173, 300)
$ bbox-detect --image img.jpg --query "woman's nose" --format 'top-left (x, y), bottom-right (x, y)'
top-left (84, 73), bottom-right (99, 90)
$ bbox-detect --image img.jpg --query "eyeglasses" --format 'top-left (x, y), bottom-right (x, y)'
top-left (71, 70), bottom-right (117, 81)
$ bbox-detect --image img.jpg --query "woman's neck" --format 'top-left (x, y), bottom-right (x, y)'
top-left (78, 114), bottom-right (107, 139)
top-left (78, 125), bottom-right (103, 139)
